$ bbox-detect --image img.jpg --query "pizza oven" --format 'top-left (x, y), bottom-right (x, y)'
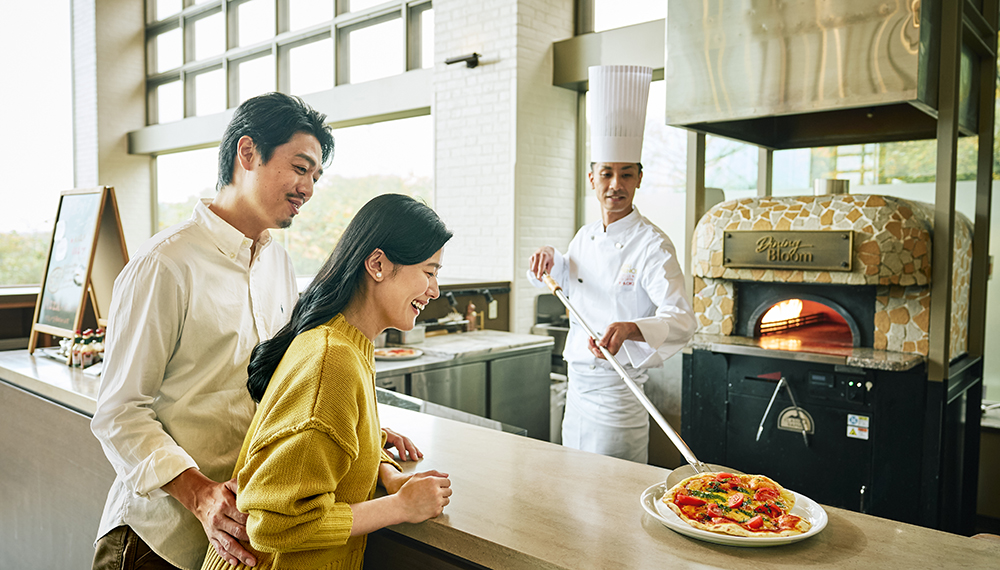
top-left (681, 192), bottom-right (982, 534)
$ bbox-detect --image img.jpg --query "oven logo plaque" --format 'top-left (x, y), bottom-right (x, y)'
top-left (777, 406), bottom-right (815, 434)
top-left (723, 230), bottom-right (853, 271)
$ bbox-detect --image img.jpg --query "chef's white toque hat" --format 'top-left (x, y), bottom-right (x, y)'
top-left (589, 65), bottom-right (652, 163)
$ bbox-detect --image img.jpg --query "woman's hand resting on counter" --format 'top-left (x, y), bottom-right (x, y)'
top-left (352, 468), bottom-right (452, 535)
top-left (393, 470), bottom-right (452, 522)
top-left (383, 426), bottom-right (423, 461)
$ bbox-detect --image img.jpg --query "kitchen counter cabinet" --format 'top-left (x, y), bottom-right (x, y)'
top-left (375, 331), bottom-right (554, 441)
top-left (2, 350), bottom-right (996, 569)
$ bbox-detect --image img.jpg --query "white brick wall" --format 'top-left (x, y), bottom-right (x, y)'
top-left (434, 0), bottom-right (576, 333)
top-left (512, 1), bottom-right (577, 334)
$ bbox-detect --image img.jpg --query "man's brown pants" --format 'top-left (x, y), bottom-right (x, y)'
top-left (92, 526), bottom-right (182, 570)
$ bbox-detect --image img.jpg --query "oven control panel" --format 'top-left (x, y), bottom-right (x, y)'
top-left (807, 370), bottom-right (870, 405)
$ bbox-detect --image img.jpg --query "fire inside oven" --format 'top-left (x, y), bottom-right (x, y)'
top-left (754, 298), bottom-right (855, 352)
top-left (740, 283), bottom-right (869, 355)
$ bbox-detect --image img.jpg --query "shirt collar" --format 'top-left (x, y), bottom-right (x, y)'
top-left (603, 207), bottom-right (641, 236)
top-left (193, 199), bottom-right (270, 258)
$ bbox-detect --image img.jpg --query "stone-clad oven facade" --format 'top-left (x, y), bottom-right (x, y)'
top-left (690, 195), bottom-right (973, 357)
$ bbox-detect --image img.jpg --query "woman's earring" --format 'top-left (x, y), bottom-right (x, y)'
top-left (376, 272), bottom-right (382, 280)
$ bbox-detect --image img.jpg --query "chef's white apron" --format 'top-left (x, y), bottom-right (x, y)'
top-left (562, 361), bottom-right (649, 463)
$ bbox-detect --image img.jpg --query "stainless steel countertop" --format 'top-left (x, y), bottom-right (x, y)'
top-left (375, 330), bottom-right (553, 376)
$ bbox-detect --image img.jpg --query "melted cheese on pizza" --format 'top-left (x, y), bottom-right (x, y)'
top-left (663, 472), bottom-right (811, 537)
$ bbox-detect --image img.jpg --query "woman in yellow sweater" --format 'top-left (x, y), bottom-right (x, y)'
top-left (201, 194), bottom-right (453, 570)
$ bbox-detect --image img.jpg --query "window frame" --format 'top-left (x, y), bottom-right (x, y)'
top-left (140, 0), bottom-right (432, 131)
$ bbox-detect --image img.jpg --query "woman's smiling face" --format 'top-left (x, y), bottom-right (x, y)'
top-left (376, 249), bottom-right (443, 332)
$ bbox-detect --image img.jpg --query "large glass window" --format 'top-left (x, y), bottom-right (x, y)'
top-left (290, 0), bottom-right (333, 31)
top-left (144, 0), bottom-right (432, 122)
top-left (237, 53), bottom-right (277, 103)
top-left (276, 114), bottom-right (433, 275)
top-left (154, 115), bottom-right (432, 278)
top-left (420, 8), bottom-right (434, 69)
top-left (193, 67), bottom-right (227, 116)
top-left (0, 0), bottom-right (74, 287)
top-left (289, 36), bottom-right (334, 95)
top-left (157, 80), bottom-right (185, 123)
top-left (156, 147), bottom-right (219, 232)
top-left (236, 0), bottom-right (275, 47)
top-left (192, 10), bottom-right (225, 60)
top-left (345, 17), bottom-right (404, 84)
top-left (593, 0), bottom-right (665, 33)
top-left (155, 0), bottom-right (183, 21)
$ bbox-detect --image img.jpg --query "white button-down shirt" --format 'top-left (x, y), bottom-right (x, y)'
top-left (529, 207), bottom-right (696, 374)
top-left (92, 201), bottom-right (299, 570)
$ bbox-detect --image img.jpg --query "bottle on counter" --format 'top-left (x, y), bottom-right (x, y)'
top-left (93, 328), bottom-right (105, 363)
top-left (71, 331), bottom-right (83, 367)
top-left (465, 303), bottom-right (478, 332)
top-left (82, 337), bottom-right (95, 368)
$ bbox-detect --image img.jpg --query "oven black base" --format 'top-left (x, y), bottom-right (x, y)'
top-left (682, 348), bottom-right (981, 534)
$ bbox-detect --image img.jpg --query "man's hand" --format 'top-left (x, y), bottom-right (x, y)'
top-left (383, 427), bottom-right (422, 462)
top-left (529, 246), bottom-right (555, 280)
top-left (162, 468), bottom-right (257, 567)
top-left (588, 321), bottom-right (643, 359)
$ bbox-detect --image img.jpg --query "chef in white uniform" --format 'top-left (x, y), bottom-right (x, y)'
top-left (527, 65), bottom-right (697, 463)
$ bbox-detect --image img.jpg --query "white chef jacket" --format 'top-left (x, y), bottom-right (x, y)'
top-left (528, 207), bottom-right (696, 461)
top-left (91, 200), bottom-right (299, 570)
top-left (528, 207), bottom-right (696, 374)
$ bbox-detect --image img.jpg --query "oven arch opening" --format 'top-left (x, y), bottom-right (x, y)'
top-left (744, 294), bottom-right (862, 349)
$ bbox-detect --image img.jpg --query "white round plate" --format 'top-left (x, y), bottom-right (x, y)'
top-left (374, 348), bottom-right (424, 361)
top-left (640, 482), bottom-right (828, 547)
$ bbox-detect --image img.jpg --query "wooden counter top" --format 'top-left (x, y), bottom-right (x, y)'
top-left (379, 402), bottom-right (998, 569)
top-left (2, 349), bottom-right (996, 569)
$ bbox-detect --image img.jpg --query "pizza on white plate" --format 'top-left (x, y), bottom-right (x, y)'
top-left (662, 471), bottom-right (811, 537)
top-left (373, 347), bottom-right (421, 359)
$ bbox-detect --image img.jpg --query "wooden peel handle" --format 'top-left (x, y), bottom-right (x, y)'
top-left (542, 273), bottom-right (561, 294)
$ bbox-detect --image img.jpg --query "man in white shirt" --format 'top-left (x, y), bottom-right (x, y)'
top-left (528, 66), bottom-right (696, 463)
top-left (90, 93), bottom-right (335, 570)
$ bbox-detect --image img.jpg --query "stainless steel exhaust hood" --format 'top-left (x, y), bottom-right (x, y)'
top-left (665, 0), bottom-right (981, 149)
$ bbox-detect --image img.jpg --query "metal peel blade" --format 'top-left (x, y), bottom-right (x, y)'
top-left (540, 273), bottom-right (725, 484)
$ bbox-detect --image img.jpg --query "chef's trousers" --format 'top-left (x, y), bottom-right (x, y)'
top-left (562, 362), bottom-right (649, 463)
top-left (93, 526), bottom-right (180, 570)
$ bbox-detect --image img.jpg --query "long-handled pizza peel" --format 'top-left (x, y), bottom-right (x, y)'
top-left (541, 273), bottom-right (738, 487)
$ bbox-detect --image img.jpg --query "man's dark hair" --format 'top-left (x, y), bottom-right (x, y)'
top-left (217, 92), bottom-right (335, 190)
top-left (590, 162), bottom-right (643, 173)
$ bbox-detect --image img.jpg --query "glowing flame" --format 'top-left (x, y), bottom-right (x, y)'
top-left (762, 299), bottom-right (803, 324)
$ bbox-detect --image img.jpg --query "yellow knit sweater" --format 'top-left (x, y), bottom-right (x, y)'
top-left (201, 314), bottom-right (399, 570)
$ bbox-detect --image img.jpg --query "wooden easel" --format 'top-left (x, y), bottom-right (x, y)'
top-left (28, 187), bottom-right (128, 363)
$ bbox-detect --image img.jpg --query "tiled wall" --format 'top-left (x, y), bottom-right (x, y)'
top-left (690, 194), bottom-right (974, 356)
top-left (434, 0), bottom-right (576, 334)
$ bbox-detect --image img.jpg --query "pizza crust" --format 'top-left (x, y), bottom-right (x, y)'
top-left (662, 472), bottom-right (811, 537)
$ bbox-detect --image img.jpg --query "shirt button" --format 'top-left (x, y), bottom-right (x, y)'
top-left (615, 243), bottom-right (623, 249)
top-left (230, 253), bottom-right (236, 259)
top-left (590, 235), bottom-right (595, 240)
top-left (589, 365), bottom-right (596, 370)
top-left (578, 278), bottom-right (583, 283)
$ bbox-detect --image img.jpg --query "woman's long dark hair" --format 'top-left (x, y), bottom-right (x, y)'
top-left (247, 194), bottom-right (452, 402)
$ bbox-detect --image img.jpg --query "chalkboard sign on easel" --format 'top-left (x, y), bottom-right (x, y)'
top-left (28, 187), bottom-right (128, 362)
